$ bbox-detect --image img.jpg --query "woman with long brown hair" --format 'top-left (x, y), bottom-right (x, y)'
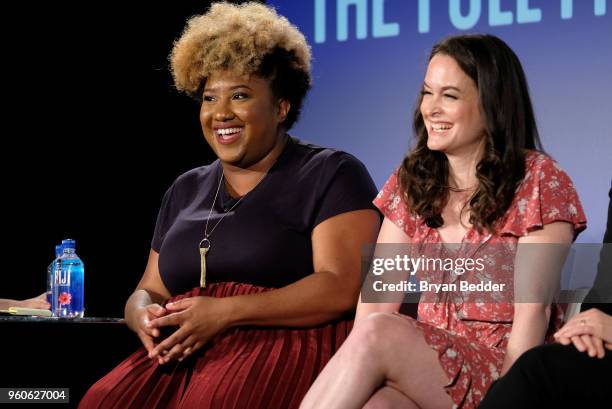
top-left (300, 34), bottom-right (586, 409)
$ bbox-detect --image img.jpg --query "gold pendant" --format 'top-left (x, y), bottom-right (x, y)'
top-left (199, 238), bottom-right (211, 288)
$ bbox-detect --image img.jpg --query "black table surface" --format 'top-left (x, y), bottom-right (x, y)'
top-left (1, 315), bottom-right (141, 408)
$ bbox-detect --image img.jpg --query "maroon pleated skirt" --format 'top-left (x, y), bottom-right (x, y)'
top-left (79, 282), bottom-right (352, 409)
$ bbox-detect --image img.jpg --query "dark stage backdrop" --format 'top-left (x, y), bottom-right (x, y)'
top-left (2, 1), bottom-right (263, 318)
top-left (5, 1), bottom-right (611, 317)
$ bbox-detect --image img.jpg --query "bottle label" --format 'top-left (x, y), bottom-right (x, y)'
top-left (55, 269), bottom-right (70, 286)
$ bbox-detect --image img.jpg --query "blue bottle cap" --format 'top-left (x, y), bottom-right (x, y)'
top-left (55, 244), bottom-right (63, 257)
top-left (61, 239), bottom-right (76, 249)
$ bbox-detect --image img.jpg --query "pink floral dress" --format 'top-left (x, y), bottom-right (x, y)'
top-left (373, 151), bottom-right (586, 408)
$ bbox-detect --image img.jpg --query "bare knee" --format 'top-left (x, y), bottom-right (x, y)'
top-left (363, 386), bottom-right (418, 409)
top-left (362, 393), bottom-right (393, 409)
top-left (351, 313), bottom-right (420, 356)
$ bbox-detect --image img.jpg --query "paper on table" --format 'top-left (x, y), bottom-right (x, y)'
top-left (0, 307), bottom-right (52, 317)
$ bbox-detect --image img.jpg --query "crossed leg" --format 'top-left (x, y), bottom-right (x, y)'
top-left (363, 385), bottom-right (418, 409)
top-left (300, 313), bottom-right (453, 409)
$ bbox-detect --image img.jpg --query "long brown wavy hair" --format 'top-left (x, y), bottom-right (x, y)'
top-left (399, 34), bottom-right (542, 233)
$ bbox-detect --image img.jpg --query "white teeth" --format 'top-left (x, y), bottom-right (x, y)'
top-left (216, 127), bottom-right (242, 136)
top-left (432, 124), bottom-right (452, 131)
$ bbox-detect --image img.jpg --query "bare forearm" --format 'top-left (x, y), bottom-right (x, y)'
top-left (226, 271), bottom-right (358, 328)
top-left (0, 299), bottom-right (20, 310)
top-left (502, 222), bottom-right (573, 374)
top-left (502, 304), bottom-right (549, 375)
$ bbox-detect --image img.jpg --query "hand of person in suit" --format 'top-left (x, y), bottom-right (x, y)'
top-left (554, 308), bottom-right (612, 358)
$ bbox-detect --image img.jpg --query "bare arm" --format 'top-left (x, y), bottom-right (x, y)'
top-left (147, 209), bottom-right (380, 363)
top-left (124, 249), bottom-right (172, 352)
top-left (226, 209), bottom-right (381, 327)
top-left (354, 217), bottom-right (411, 323)
top-left (0, 293), bottom-right (49, 310)
top-left (125, 250), bottom-right (171, 325)
top-left (0, 299), bottom-right (15, 310)
top-left (501, 221), bottom-right (574, 375)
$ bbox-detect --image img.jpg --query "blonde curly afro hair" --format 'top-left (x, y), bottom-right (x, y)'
top-left (171, 2), bottom-right (312, 129)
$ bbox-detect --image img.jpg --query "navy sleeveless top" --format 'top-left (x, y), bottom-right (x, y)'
top-left (152, 137), bottom-right (379, 295)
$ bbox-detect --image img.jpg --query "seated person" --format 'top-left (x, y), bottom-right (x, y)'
top-left (78, 3), bottom-right (380, 409)
top-left (479, 184), bottom-right (612, 408)
top-left (300, 34), bottom-right (586, 409)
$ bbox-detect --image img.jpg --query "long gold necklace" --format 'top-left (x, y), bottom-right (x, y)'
top-left (198, 171), bottom-right (244, 288)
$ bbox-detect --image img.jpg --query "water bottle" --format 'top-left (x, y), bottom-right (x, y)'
top-left (52, 239), bottom-right (85, 317)
top-left (46, 244), bottom-right (63, 304)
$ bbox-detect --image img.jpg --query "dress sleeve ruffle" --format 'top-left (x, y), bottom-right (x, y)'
top-left (373, 169), bottom-right (419, 237)
top-left (499, 152), bottom-right (587, 239)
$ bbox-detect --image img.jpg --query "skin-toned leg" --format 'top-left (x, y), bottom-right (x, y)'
top-left (300, 313), bottom-right (453, 409)
top-left (363, 386), bottom-right (419, 409)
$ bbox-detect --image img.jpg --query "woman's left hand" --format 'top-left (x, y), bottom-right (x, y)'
top-left (146, 296), bottom-right (234, 364)
top-left (554, 308), bottom-right (612, 357)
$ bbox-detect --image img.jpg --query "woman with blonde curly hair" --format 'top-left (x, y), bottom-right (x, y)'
top-left (79, 2), bottom-right (380, 408)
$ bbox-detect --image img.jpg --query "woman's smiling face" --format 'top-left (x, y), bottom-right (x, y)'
top-left (420, 54), bottom-right (486, 158)
top-left (200, 70), bottom-right (289, 168)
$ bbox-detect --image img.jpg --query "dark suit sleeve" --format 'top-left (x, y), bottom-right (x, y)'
top-left (581, 181), bottom-right (612, 314)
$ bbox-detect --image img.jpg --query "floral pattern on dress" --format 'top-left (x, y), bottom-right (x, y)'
top-left (373, 151), bottom-right (586, 409)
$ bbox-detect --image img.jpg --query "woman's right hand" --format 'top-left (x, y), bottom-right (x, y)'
top-left (129, 304), bottom-right (167, 354)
